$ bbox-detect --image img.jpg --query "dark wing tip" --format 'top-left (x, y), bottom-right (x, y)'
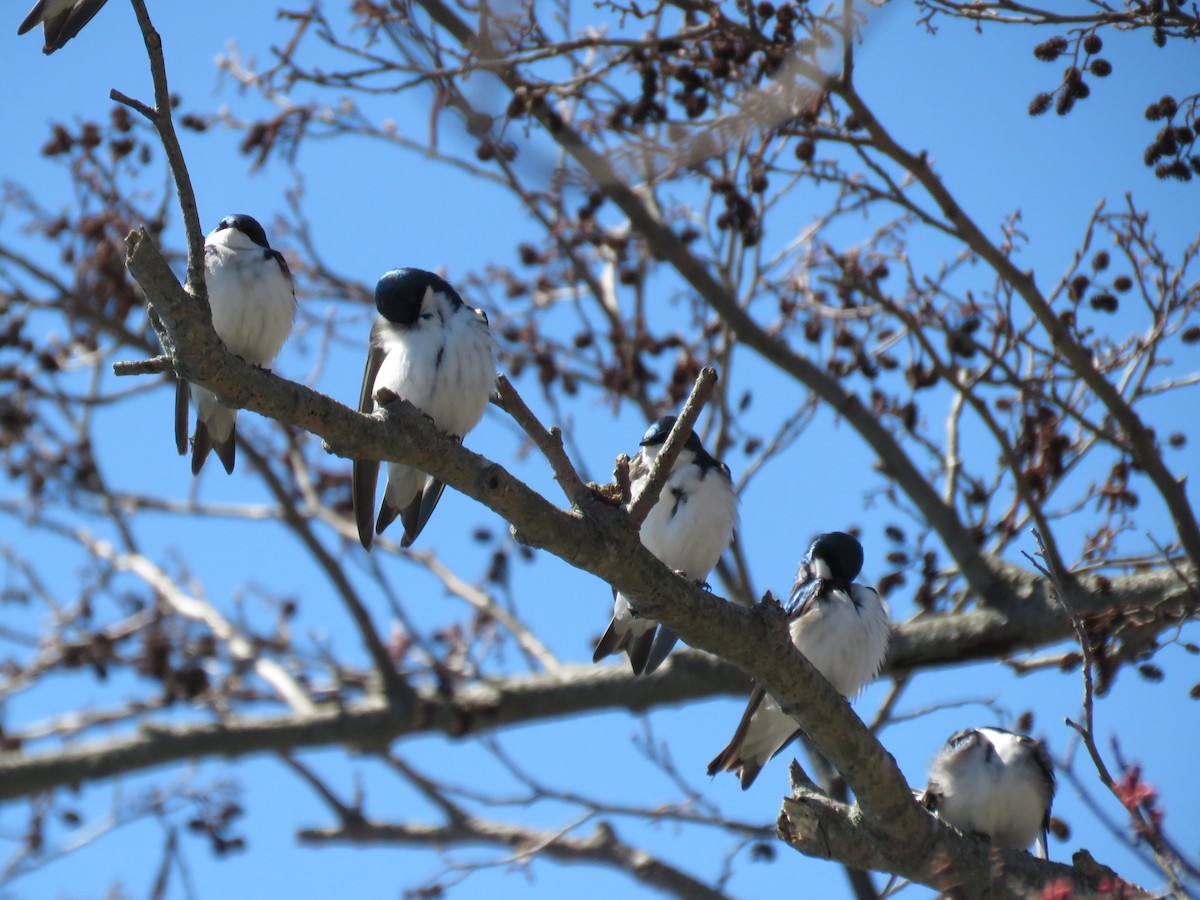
top-left (592, 619), bottom-right (624, 664)
top-left (213, 435), bottom-right (236, 475)
top-left (399, 478), bottom-right (446, 549)
top-left (705, 746), bottom-right (733, 778)
top-left (707, 742), bottom-right (757, 790)
top-left (642, 627), bottom-right (680, 675)
top-left (174, 378), bottom-right (189, 456)
top-left (627, 628), bottom-right (656, 676)
top-left (17, 10), bottom-right (39, 35)
top-left (738, 762), bottom-right (762, 790)
top-left (351, 459), bottom-right (381, 551)
top-left (190, 422), bottom-right (212, 475)
top-left (44, 0), bottom-right (110, 52)
top-left (375, 500), bottom-right (399, 539)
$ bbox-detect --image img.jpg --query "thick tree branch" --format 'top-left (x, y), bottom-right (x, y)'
top-left (0, 656), bottom-right (748, 800)
top-left (2, 556), bottom-right (1190, 801)
top-left (776, 766), bottom-right (1128, 899)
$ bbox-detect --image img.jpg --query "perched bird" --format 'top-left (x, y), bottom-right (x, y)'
top-left (177, 214), bottom-right (296, 475)
top-left (351, 268), bottom-right (495, 550)
top-left (17, 0), bottom-right (108, 54)
top-left (708, 531), bottom-right (890, 789)
top-left (921, 726), bottom-right (1055, 857)
top-left (592, 416), bottom-right (737, 676)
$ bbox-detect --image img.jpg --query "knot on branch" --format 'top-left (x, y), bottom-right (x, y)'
top-left (753, 589), bottom-right (791, 635)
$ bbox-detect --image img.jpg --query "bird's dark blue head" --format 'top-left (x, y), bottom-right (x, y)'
top-left (807, 531), bottom-right (865, 583)
top-left (374, 268), bottom-right (462, 326)
top-left (215, 214), bottom-right (271, 249)
top-left (639, 416), bottom-right (704, 454)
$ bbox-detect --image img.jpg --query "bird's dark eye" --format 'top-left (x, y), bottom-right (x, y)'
top-left (420, 313), bottom-right (434, 321)
top-left (947, 730), bottom-right (977, 750)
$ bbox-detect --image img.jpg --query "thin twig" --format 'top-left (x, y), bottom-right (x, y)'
top-left (406, 548), bottom-right (562, 674)
top-left (79, 532), bottom-right (316, 716)
top-left (383, 754), bottom-right (468, 824)
top-left (112, 355), bottom-right (171, 376)
top-left (280, 754), bottom-right (365, 825)
top-left (245, 440), bottom-right (414, 710)
top-left (493, 375), bottom-right (588, 506)
top-left (626, 366), bottom-right (717, 530)
top-left (612, 454), bottom-right (632, 503)
top-left (116, 0), bottom-right (205, 294)
top-left (1025, 529), bottom-right (1192, 894)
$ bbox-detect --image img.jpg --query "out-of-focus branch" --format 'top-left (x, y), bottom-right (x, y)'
top-left (858, 276), bottom-right (1070, 583)
top-left (80, 533), bottom-right (315, 716)
top-left (916, 1), bottom-right (1199, 31)
top-left (297, 815), bottom-right (733, 900)
top-left (406, 547), bottom-right (563, 674)
top-left (0, 656), bottom-right (747, 800)
top-left (240, 441), bottom-right (414, 709)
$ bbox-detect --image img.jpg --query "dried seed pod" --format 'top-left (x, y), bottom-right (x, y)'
top-left (1033, 35), bottom-right (1068, 61)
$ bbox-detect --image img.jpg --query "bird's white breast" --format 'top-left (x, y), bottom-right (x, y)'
top-left (204, 242), bottom-right (295, 366)
top-left (635, 452), bottom-right (737, 580)
top-left (789, 585), bottom-right (890, 698)
top-left (372, 301), bottom-right (494, 437)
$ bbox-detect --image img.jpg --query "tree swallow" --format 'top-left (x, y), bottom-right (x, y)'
top-left (921, 726), bottom-right (1055, 857)
top-left (592, 416), bottom-right (738, 675)
top-left (708, 531), bottom-right (890, 789)
top-left (351, 268), bottom-right (495, 550)
top-left (18, 0), bottom-right (108, 54)
top-left (176, 214), bottom-right (296, 476)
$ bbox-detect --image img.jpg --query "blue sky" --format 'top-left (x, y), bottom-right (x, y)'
top-left (1, 2), bottom-right (1198, 898)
